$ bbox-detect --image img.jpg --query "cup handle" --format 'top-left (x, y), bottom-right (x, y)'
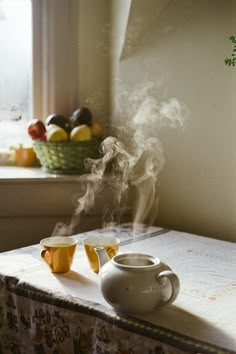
top-left (41, 249), bottom-right (51, 268)
top-left (156, 270), bottom-right (180, 305)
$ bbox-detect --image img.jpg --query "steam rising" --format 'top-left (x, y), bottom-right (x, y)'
top-left (52, 82), bottom-right (188, 236)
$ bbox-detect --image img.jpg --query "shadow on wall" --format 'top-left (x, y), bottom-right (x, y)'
top-left (111, 0), bottom-right (235, 242)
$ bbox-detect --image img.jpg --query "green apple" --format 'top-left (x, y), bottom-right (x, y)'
top-left (46, 124), bottom-right (68, 142)
top-left (70, 125), bottom-right (92, 142)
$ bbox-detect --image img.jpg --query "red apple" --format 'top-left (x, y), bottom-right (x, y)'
top-left (27, 119), bottom-right (46, 140)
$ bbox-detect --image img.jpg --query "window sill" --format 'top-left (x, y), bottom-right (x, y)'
top-left (0, 166), bottom-right (130, 252)
top-left (0, 166), bottom-right (106, 252)
top-left (0, 166), bottom-right (113, 217)
top-left (0, 166), bottom-right (83, 184)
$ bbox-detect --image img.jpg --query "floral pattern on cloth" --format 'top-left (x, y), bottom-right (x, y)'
top-left (0, 276), bottom-right (187, 354)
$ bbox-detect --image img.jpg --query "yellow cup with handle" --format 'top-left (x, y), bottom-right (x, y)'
top-left (83, 235), bottom-right (120, 273)
top-left (40, 236), bottom-right (77, 273)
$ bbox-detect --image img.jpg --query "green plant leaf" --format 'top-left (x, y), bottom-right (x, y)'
top-left (224, 36), bottom-right (236, 66)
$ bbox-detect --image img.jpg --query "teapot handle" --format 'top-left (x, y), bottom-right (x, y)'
top-left (156, 270), bottom-right (180, 305)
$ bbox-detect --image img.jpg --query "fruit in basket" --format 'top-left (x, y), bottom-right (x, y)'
top-left (27, 119), bottom-right (46, 140)
top-left (70, 124), bottom-right (92, 141)
top-left (70, 107), bottom-right (93, 127)
top-left (46, 124), bottom-right (68, 142)
top-left (46, 113), bottom-right (70, 132)
top-left (91, 121), bottom-right (104, 138)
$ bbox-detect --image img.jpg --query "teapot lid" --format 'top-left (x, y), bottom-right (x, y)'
top-left (113, 253), bottom-right (160, 269)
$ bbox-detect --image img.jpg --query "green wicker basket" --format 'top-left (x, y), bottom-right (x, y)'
top-left (33, 139), bottom-right (102, 174)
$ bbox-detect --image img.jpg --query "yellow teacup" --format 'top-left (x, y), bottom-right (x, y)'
top-left (83, 235), bottom-right (120, 273)
top-left (40, 236), bottom-right (78, 273)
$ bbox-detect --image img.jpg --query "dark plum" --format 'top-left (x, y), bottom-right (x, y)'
top-left (46, 113), bottom-right (70, 131)
top-left (70, 107), bottom-right (93, 127)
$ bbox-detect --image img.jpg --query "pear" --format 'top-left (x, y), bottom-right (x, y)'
top-left (91, 121), bottom-right (104, 138)
top-left (46, 124), bottom-right (68, 142)
top-left (70, 125), bottom-right (92, 142)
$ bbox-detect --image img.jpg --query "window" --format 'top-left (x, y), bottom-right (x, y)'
top-left (0, 0), bottom-right (79, 153)
top-left (0, 0), bottom-right (32, 150)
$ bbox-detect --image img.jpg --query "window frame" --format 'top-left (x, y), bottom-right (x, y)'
top-left (31, 0), bottom-right (79, 122)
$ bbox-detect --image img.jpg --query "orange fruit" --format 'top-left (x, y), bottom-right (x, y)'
top-left (14, 147), bottom-right (37, 167)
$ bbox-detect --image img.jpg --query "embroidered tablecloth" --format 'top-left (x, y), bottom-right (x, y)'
top-left (0, 224), bottom-right (235, 354)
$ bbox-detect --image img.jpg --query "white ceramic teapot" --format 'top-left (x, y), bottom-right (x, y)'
top-left (95, 248), bottom-right (180, 315)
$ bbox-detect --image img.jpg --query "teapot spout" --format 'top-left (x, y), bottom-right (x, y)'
top-left (94, 247), bottom-right (110, 271)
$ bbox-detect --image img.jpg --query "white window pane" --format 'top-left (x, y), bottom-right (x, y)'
top-left (0, 0), bottom-right (32, 150)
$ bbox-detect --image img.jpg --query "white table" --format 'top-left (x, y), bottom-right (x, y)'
top-left (0, 224), bottom-right (235, 353)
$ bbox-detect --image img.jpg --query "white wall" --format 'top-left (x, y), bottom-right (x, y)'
top-left (110, 0), bottom-right (236, 241)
